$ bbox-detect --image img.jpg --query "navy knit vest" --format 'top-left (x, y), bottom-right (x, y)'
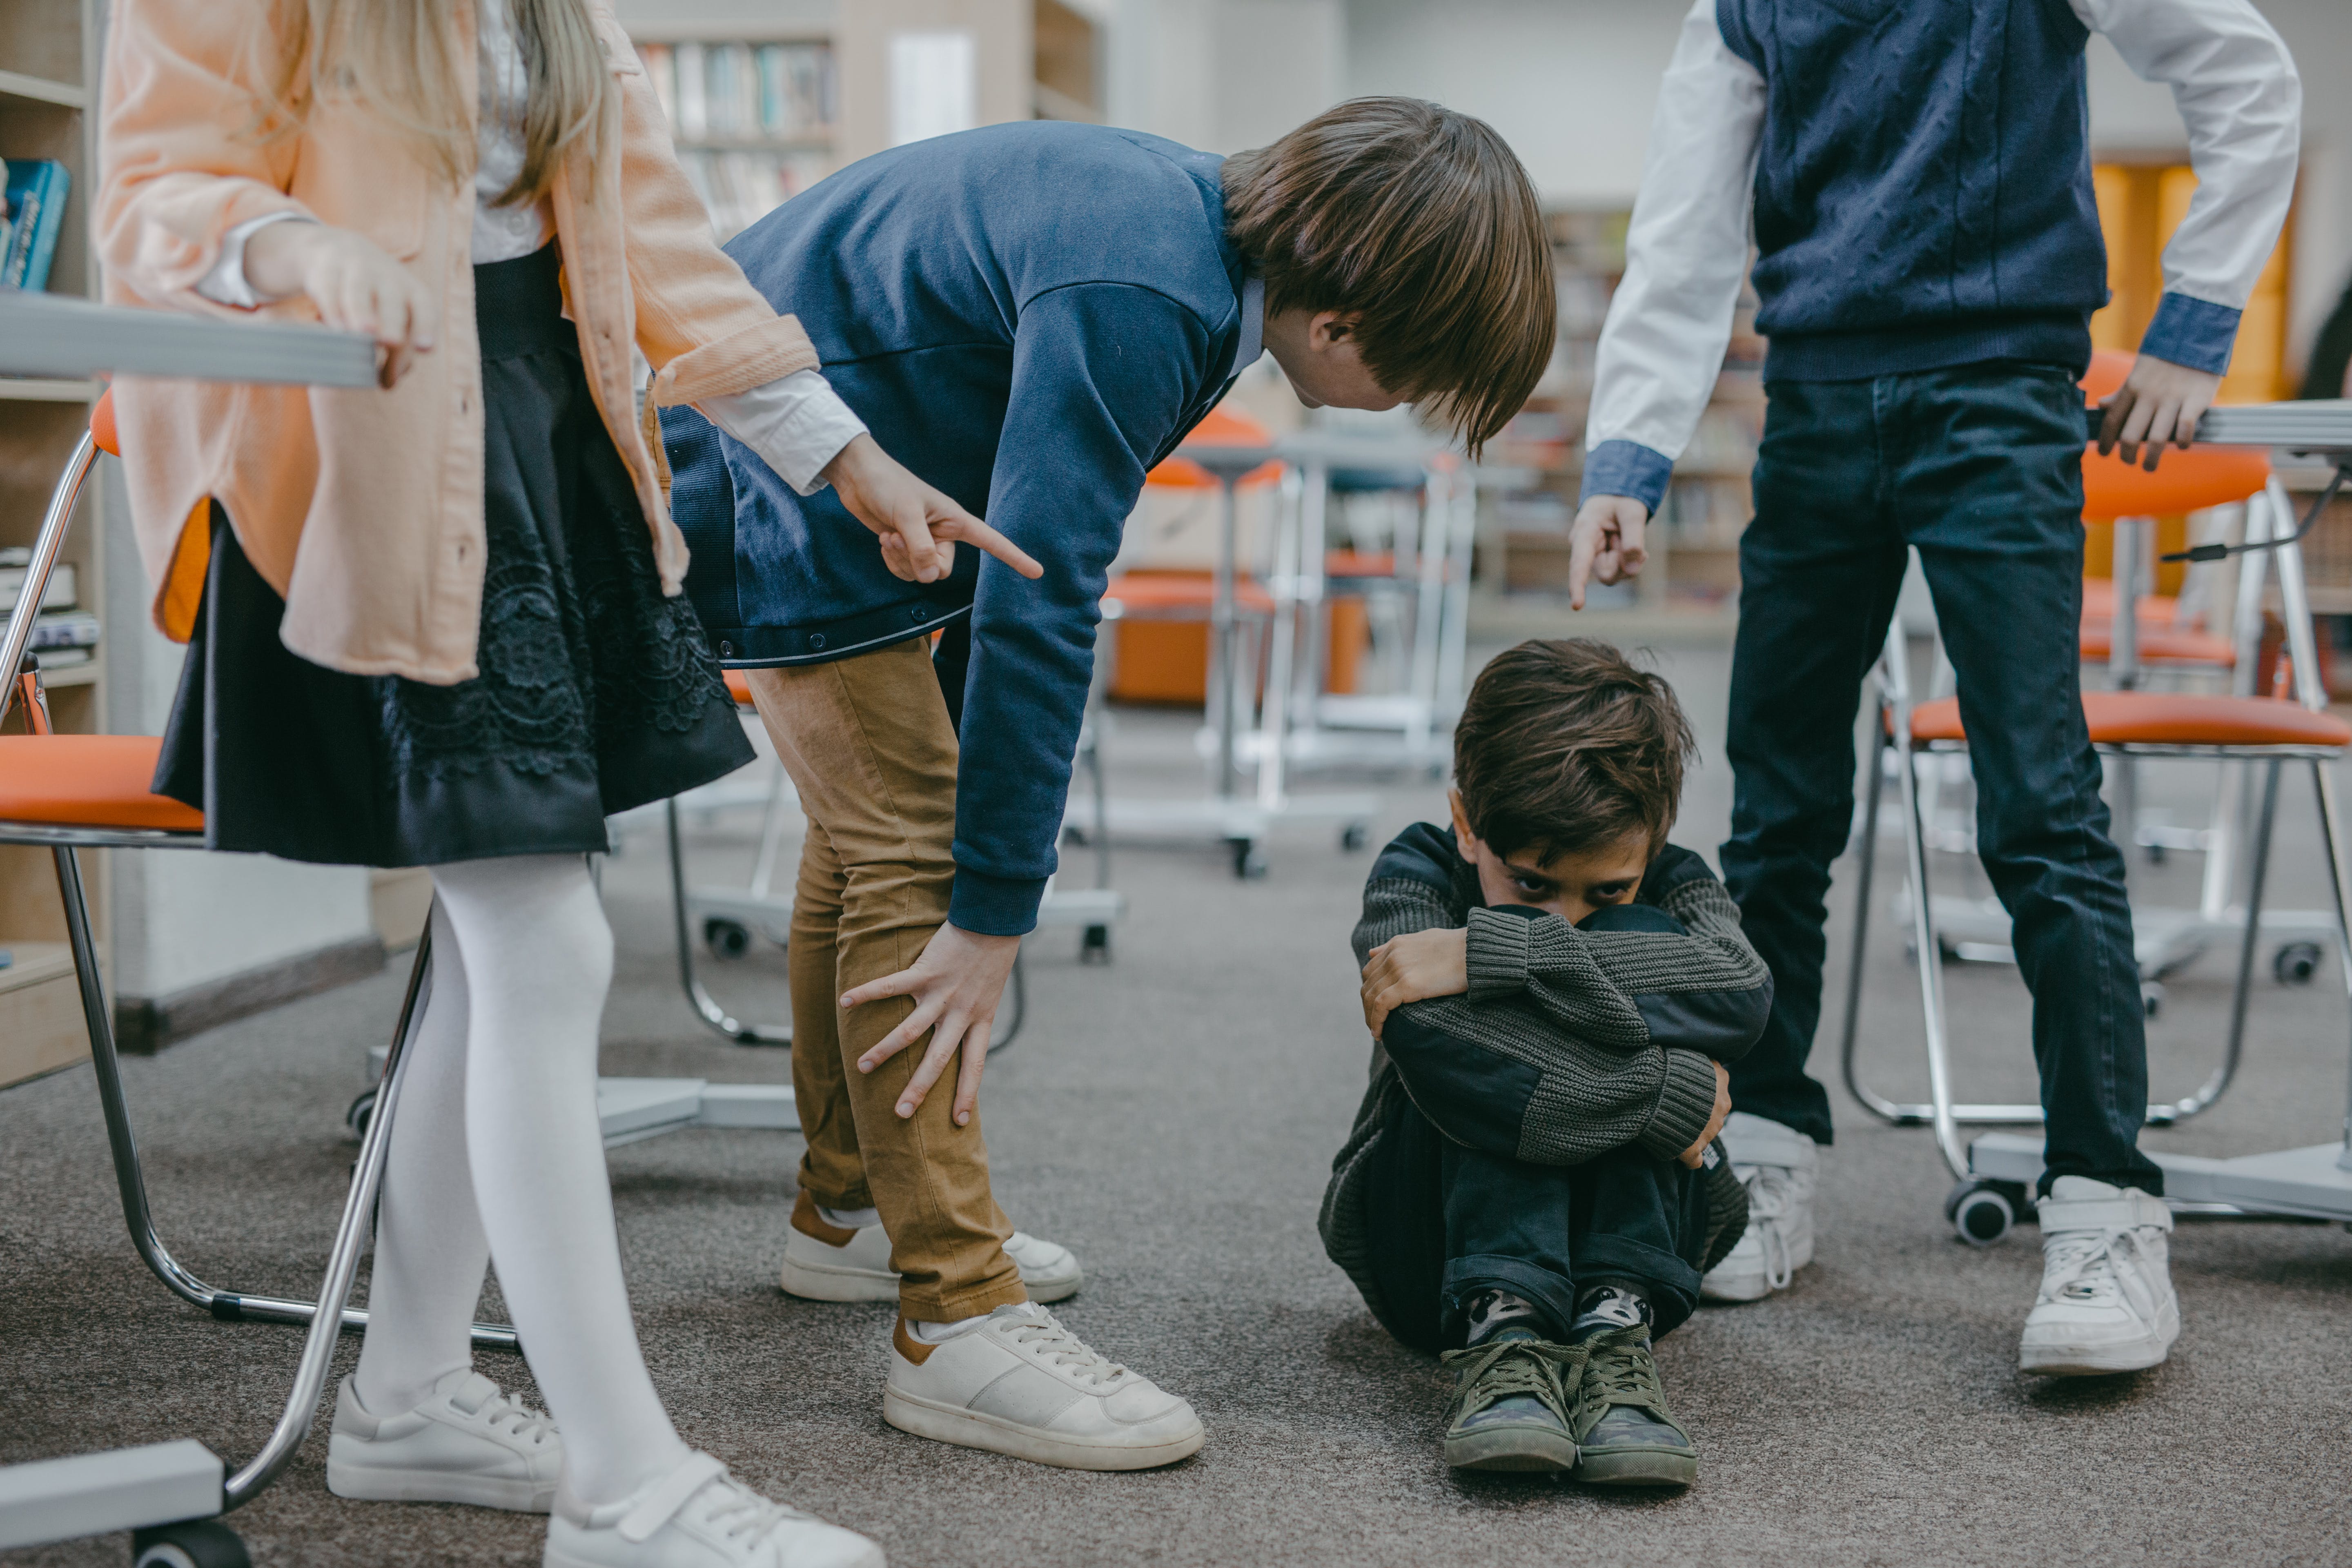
top-left (1716, 0), bottom-right (2107, 381)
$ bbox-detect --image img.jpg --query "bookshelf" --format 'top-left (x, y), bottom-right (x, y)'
top-left (630, 33), bottom-right (839, 242)
top-left (1474, 207), bottom-right (1764, 637)
top-left (0, 0), bottom-right (102, 1087)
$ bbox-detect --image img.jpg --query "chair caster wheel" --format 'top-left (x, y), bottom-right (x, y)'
top-left (133, 1521), bottom-right (250, 1568)
top-left (1945, 1179), bottom-right (2024, 1246)
top-left (1340, 822), bottom-right (1368, 852)
top-left (1080, 924), bottom-right (1112, 964)
top-left (1228, 838), bottom-right (1267, 879)
top-left (704, 918), bottom-right (752, 960)
top-left (345, 1086), bottom-right (377, 1140)
top-left (2140, 981), bottom-right (2165, 1020)
top-left (2274, 941), bottom-right (2321, 986)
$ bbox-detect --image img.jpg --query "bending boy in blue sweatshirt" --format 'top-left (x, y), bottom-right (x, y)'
top-left (1569, 0), bottom-right (2299, 1373)
top-left (662, 100), bottom-right (1557, 1468)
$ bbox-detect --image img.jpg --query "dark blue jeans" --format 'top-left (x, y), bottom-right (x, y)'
top-left (1719, 363), bottom-right (2161, 1196)
top-left (1356, 1087), bottom-right (1709, 1352)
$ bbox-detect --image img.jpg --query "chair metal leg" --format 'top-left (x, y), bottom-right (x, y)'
top-left (2305, 755), bottom-right (2352, 1169)
top-left (2175, 757), bottom-right (2279, 1125)
top-left (1898, 713), bottom-right (1971, 1180)
top-left (60, 847), bottom-right (518, 1351)
top-left (1840, 703), bottom-right (1905, 1121)
top-left (668, 797), bottom-right (791, 1046)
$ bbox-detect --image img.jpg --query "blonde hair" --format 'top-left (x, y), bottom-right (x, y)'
top-left (252, 0), bottom-right (612, 206)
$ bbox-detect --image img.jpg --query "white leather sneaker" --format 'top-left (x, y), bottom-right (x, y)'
top-left (2020, 1177), bottom-right (2179, 1375)
top-left (779, 1193), bottom-right (1081, 1304)
top-left (544, 1450), bottom-right (882, 1568)
top-left (1700, 1112), bottom-right (1819, 1303)
top-left (883, 1304), bottom-right (1203, 1471)
top-left (326, 1369), bottom-right (562, 1511)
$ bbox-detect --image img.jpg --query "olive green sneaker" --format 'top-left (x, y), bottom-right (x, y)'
top-left (1568, 1324), bottom-right (1698, 1487)
top-left (1436, 1330), bottom-right (1584, 1473)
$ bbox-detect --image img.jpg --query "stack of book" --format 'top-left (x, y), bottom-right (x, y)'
top-left (1, 159), bottom-right (71, 292)
top-left (0, 547), bottom-right (98, 669)
top-left (633, 40), bottom-right (837, 241)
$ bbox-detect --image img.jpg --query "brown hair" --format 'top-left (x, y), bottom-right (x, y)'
top-left (1222, 97), bottom-right (1555, 456)
top-left (250, 0), bottom-right (611, 207)
top-left (1452, 639), bottom-right (1697, 862)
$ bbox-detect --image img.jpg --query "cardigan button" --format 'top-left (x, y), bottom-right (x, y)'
top-left (808, 633), bottom-right (827, 651)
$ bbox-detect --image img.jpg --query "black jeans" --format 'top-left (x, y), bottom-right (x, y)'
top-left (1719, 363), bottom-right (2161, 1196)
top-left (1356, 1087), bottom-right (1709, 1353)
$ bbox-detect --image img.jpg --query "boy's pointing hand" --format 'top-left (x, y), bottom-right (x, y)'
top-left (822, 434), bottom-right (1045, 585)
top-left (1360, 927), bottom-right (1470, 1040)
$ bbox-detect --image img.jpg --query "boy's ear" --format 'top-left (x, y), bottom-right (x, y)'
top-left (1313, 310), bottom-right (1362, 349)
top-left (1447, 787), bottom-right (1478, 862)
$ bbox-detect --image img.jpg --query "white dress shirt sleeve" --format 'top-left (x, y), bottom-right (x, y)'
top-left (1581, 0), bottom-right (1766, 513)
top-left (699, 370), bottom-right (870, 498)
top-left (192, 210), bottom-right (317, 309)
top-left (2070, 0), bottom-right (2301, 373)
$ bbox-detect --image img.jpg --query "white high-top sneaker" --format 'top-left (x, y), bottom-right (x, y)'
top-left (326, 1369), bottom-right (562, 1511)
top-left (779, 1193), bottom-right (1081, 1304)
top-left (545, 1451), bottom-right (881, 1568)
top-left (884, 1303), bottom-right (1203, 1470)
top-left (1700, 1112), bottom-right (1819, 1303)
top-left (2019, 1177), bottom-right (2179, 1375)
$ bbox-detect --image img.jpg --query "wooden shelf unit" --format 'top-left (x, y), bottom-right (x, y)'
top-left (0, 0), bottom-right (103, 1085)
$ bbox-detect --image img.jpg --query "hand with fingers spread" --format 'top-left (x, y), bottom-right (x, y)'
top-left (243, 219), bottom-right (437, 390)
top-left (822, 434), bottom-right (1045, 586)
top-left (1567, 494), bottom-right (1650, 610)
top-left (2098, 353), bottom-right (2223, 472)
top-left (1679, 1059), bottom-right (1733, 1169)
top-left (846, 922), bottom-right (1022, 1126)
top-left (1360, 927), bottom-right (1469, 1041)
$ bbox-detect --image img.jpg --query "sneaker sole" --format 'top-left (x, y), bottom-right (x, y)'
top-left (883, 1385), bottom-right (1203, 1471)
top-left (782, 1257), bottom-right (1082, 1305)
top-left (326, 1462), bottom-right (553, 1512)
top-left (1443, 1425), bottom-right (1578, 1473)
top-left (2019, 1337), bottom-right (2175, 1376)
top-left (1575, 1447), bottom-right (1699, 1488)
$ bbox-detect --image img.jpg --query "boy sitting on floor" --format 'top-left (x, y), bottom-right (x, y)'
top-left (1322, 638), bottom-right (1767, 1484)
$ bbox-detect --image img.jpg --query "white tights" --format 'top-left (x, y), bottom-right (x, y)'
top-left (351, 854), bottom-right (691, 1506)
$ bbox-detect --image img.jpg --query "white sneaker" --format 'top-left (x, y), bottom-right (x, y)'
top-left (1699, 1112), bottom-right (1819, 1303)
top-left (2019, 1177), bottom-right (2179, 1375)
top-left (544, 1450), bottom-right (882, 1568)
top-left (326, 1369), bottom-right (562, 1511)
top-left (884, 1304), bottom-right (1203, 1471)
top-left (780, 1194), bottom-right (1082, 1304)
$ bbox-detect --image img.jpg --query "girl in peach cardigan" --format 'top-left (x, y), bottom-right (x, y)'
top-left (100, 3), bottom-right (1028, 1563)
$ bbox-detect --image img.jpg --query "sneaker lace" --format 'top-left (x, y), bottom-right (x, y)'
top-left (1006, 1312), bottom-right (1129, 1386)
top-left (1570, 1326), bottom-right (1673, 1433)
top-left (2041, 1223), bottom-right (2163, 1319)
top-left (1739, 1162), bottom-right (1795, 1291)
top-left (695, 1474), bottom-right (814, 1547)
top-left (474, 1387), bottom-right (558, 1448)
top-left (1437, 1339), bottom-right (1582, 1424)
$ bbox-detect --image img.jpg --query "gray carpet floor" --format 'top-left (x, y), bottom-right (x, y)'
top-left (4, 643), bottom-right (2350, 1566)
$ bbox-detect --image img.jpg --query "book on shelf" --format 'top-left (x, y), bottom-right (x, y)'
top-left (679, 149), bottom-right (833, 241)
top-left (2, 160), bottom-right (71, 292)
top-left (634, 40), bottom-right (836, 143)
top-left (0, 562), bottom-right (76, 612)
top-left (29, 609), bottom-right (99, 651)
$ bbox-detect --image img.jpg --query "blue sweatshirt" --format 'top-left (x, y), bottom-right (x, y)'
top-left (662, 123), bottom-right (1253, 936)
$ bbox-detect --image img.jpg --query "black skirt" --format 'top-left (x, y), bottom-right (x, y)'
top-left (154, 244), bottom-right (755, 868)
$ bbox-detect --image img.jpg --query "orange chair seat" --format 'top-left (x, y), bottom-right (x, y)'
top-left (2078, 581), bottom-right (2178, 626)
top-left (2078, 623), bottom-right (2236, 665)
top-left (1325, 551), bottom-right (1398, 579)
top-left (0, 735), bottom-right (205, 832)
top-left (1907, 692), bottom-right (2350, 749)
top-left (723, 668), bottom-right (755, 707)
top-left (1104, 572), bottom-right (1277, 617)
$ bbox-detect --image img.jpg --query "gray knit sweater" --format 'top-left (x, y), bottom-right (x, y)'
top-left (1320, 823), bottom-right (1769, 1315)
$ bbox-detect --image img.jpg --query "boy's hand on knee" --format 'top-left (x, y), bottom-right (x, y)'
top-left (822, 434), bottom-right (1045, 585)
top-left (1359, 928), bottom-right (1469, 1039)
top-left (1680, 1060), bottom-right (1733, 1168)
top-left (1567, 496), bottom-right (1649, 610)
top-left (843, 923), bottom-right (1022, 1127)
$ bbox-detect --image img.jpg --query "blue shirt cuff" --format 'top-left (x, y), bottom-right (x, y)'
top-left (2138, 293), bottom-right (2241, 378)
top-left (947, 867), bottom-right (1049, 937)
top-left (1578, 439), bottom-right (1675, 515)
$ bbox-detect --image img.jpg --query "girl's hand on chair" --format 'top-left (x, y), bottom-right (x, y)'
top-left (244, 221), bottom-right (436, 389)
top-left (1680, 1060), bottom-right (1733, 1169)
top-left (2099, 354), bottom-right (2223, 472)
top-left (822, 434), bottom-right (1044, 586)
top-left (1359, 927), bottom-right (1469, 1040)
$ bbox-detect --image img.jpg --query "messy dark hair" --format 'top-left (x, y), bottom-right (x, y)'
top-left (1452, 639), bottom-right (1697, 862)
top-left (1221, 96), bottom-right (1555, 457)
